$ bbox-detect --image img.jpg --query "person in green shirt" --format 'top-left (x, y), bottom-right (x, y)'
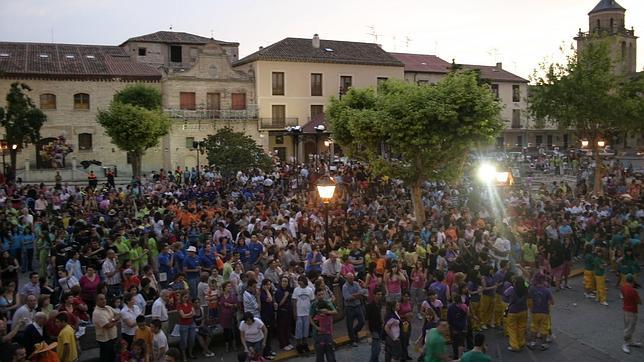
top-left (425, 320), bottom-right (451, 362)
top-left (522, 239), bottom-right (538, 267)
top-left (461, 333), bottom-right (492, 362)
top-left (593, 247), bottom-right (608, 306)
top-left (146, 232), bottom-right (159, 271)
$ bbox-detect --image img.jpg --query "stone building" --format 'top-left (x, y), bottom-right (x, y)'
top-left (0, 42), bottom-right (162, 180)
top-left (233, 34), bottom-right (405, 161)
top-left (389, 53), bottom-right (555, 151)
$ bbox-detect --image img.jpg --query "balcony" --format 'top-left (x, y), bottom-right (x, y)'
top-left (259, 117), bottom-right (298, 130)
top-left (511, 122), bottom-right (522, 129)
top-left (164, 105), bottom-right (258, 120)
top-left (576, 27), bottom-right (636, 38)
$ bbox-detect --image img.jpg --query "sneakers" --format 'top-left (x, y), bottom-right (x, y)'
top-left (540, 343), bottom-right (550, 351)
top-left (630, 342), bottom-right (643, 348)
top-left (204, 352), bottom-right (215, 357)
top-left (600, 301), bottom-right (609, 306)
top-left (352, 342), bottom-right (359, 347)
top-left (283, 345), bottom-right (294, 351)
top-left (481, 325), bottom-right (488, 330)
top-left (507, 346), bottom-right (520, 352)
top-left (527, 342), bottom-right (537, 350)
top-left (565, 285), bottom-right (572, 289)
top-left (622, 344), bottom-right (631, 354)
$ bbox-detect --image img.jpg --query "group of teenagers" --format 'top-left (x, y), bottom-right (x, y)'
top-left (0, 157), bottom-right (641, 362)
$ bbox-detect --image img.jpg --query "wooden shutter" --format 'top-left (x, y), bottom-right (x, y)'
top-left (231, 93), bottom-right (246, 110)
top-left (206, 93), bottom-right (220, 110)
top-left (180, 92), bottom-right (196, 110)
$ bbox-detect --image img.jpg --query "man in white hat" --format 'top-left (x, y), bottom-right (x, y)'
top-left (183, 246), bottom-right (201, 299)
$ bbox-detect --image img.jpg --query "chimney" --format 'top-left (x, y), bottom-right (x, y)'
top-left (496, 62), bottom-right (503, 70)
top-left (259, 46), bottom-right (264, 50)
top-left (312, 34), bottom-right (320, 49)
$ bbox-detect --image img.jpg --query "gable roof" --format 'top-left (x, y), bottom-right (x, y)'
top-left (390, 52), bottom-right (528, 83)
top-left (458, 64), bottom-right (528, 83)
top-left (234, 37), bottom-right (403, 67)
top-left (389, 53), bottom-right (452, 73)
top-left (122, 31), bottom-right (238, 46)
top-left (589, 0), bottom-right (625, 14)
top-left (0, 42), bottom-right (161, 80)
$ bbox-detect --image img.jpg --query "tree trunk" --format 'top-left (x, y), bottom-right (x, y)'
top-left (9, 149), bottom-right (17, 182)
top-left (410, 181), bottom-right (426, 225)
top-left (593, 142), bottom-right (602, 195)
top-left (131, 153), bottom-right (143, 178)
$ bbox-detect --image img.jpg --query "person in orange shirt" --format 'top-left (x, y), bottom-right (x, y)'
top-left (134, 315), bottom-right (153, 361)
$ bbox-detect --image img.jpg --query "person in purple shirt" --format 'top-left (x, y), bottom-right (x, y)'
top-left (493, 261), bottom-right (509, 328)
top-left (503, 276), bottom-right (528, 352)
top-left (528, 275), bottom-right (554, 351)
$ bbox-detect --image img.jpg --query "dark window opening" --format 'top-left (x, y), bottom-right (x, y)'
top-left (170, 45), bottom-right (182, 63)
top-left (138, 47), bottom-right (147, 56)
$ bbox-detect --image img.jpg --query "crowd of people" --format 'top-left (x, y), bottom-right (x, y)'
top-left (0, 155), bottom-right (641, 362)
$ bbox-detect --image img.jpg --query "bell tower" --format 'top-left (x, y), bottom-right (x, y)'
top-left (574, 0), bottom-right (637, 75)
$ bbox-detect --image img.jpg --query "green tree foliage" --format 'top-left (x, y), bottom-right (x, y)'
top-left (529, 40), bottom-right (641, 194)
top-left (204, 127), bottom-right (272, 178)
top-left (0, 83), bottom-right (47, 178)
top-left (97, 85), bottom-right (170, 177)
top-left (327, 73), bottom-right (502, 223)
top-left (113, 84), bottom-right (163, 110)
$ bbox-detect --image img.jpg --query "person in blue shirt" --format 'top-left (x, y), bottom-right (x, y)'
top-left (216, 236), bottom-right (233, 258)
top-left (10, 229), bottom-right (23, 261)
top-left (234, 238), bottom-right (251, 269)
top-left (247, 235), bottom-right (265, 267)
top-left (65, 250), bottom-right (83, 281)
top-left (157, 244), bottom-right (174, 288)
top-left (199, 243), bottom-right (215, 272)
top-left (183, 246), bottom-right (201, 299)
top-left (306, 245), bottom-right (323, 274)
top-left (21, 226), bottom-right (36, 273)
top-left (172, 243), bottom-right (186, 276)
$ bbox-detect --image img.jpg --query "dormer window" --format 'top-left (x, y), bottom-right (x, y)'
top-left (138, 47), bottom-right (147, 56)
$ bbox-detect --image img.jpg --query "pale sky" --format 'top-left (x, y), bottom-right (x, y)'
top-left (1, 0), bottom-right (642, 80)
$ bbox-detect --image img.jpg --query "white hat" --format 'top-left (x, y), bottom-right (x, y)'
top-left (187, 246), bottom-right (197, 253)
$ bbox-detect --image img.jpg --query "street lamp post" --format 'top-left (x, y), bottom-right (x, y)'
top-left (0, 140), bottom-right (8, 181)
top-left (192, 140), bottom-right (206, 182)
top-left (314, 125), bottom-right (326, 170)
top-left (286, 126), bottom-right (302, 164)
top-left (316, 174), bottom-right (337, 243)
top-left (324, 139), bottom-right (333, 168)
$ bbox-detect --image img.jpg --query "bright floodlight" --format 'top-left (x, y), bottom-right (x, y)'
top-left (477, 163), bottom-right (496, 184)
top-left (597, 140), bottom-right (606, 148)
top-left (495, 171), bottom-right (510, 184)
top-left (581, 140), bottom-right (589, 147)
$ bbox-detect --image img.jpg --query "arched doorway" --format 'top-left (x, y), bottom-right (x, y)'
top-left (303, 140), bottom-right (317, 163)
top-left (36, 137), bottom-right (62, 169)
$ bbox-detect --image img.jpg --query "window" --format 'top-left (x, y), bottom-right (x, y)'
top-left (170, 45), bottom-right (182, 62)
top-left (621, 42), bottom-right (626, 60)
top-left (417, 80), bottom-right (429, 86)
top-left (206, 93), bottom-right (220, 110)
top-left (186, 137), bottom-right (195, 149)
top-left (511, 109), bottom-right (521, 128)
top-left (179, 92), bottom-right (196, 110)
top-left (596, 19), bottom-right (601, 29)
top-left (512, 85), bottom-right (520, 102)
top-left (272, 105), bottom-right (286, 121)
top-left (231, 93), bottom-right (246, 110)
top-left (40, 94), bottom-right (56, 110)
top-left (78, 133), bottom-right (93, 151)
top-left (517, 135), bottom-right (523, 147)
top-left (73, 93), bottom-right (90, 110)
top-left (310, 105), bottom-right (324, 118)
top-left (126, 152), bottom-right (133, 165)
top-left (275, 135), bottom-right (284, 145)
top-left (490, 84), bottom-right (499, 98)
top-left (377, 77), bottom-right (388, 91)
top-left (536, 135), bottom-right (543, 146)
top-left (340, 76), bottom-right (352, 94)
top-left (272, 72), bottom-right (285, 95)
top-left (138, 47), bottom-right (147, 56)
top-left (311, 73), bottom-right (323, 96)
top-left (610, 18), bottom-right (614, 29)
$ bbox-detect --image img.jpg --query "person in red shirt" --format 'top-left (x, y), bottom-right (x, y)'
top-left (621, 274), bottom-right (641, 354)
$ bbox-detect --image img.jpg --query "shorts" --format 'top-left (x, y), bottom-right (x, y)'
top-left (295, 315), bottom-right (310, 339)
top-left (531, 313), bottom-right (550, 336)
top-left (551, 265), bottom-right (565, 280)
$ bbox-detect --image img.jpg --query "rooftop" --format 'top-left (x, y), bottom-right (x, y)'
top-left (122, 31), bottom-right (239, 46)
top-left (234, 37), bottom-right (404, 67)
top-left (589, 0), bottom-right (625, 15)
top-left (0, 42), bottom-right (161, 80)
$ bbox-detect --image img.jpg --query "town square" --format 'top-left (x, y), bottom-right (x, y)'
top-left (0, 0), bottom-right (642, 361)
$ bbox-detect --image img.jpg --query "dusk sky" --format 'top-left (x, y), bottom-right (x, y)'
top-left (1, 0), bottom-right (642, 80)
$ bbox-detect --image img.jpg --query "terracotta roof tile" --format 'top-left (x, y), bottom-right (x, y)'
top-left (0, 42), bottom-right (161, 80)
top-left (122, 31), bottom-right (238, 46)
top-left (458, 64), bottom-right (528, 83)
top-left (235, 37), bottom-right (403, 67)
top-left (389, 52), bottom-right (451, 73)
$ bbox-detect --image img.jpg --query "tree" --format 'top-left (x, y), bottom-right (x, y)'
top-left (204, 127), bottom-right (272, 178)
top-left (97, 85), bottom-right (170, 177)
top-left (529, 40), bottom-right (640, 194)
top-left (327, 73), bottom-right (502, 224)
top-left (0, 83), bottom-right (47, 179)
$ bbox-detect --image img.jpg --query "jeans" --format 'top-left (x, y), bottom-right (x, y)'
top-left (315, 333), bottom-right (335, 362)
top-left (187, 277), bottom-right (199, 299)
top-left (345, 305), bottom-right (365, 343)
top-left (21, 247), bottom-right (34, 272)
top-left (246, 340), bottom-right (263, 355)
top-left (179, 323), bottom-right (196, 354)
top-left (370, 331), bottom-right (382, 362)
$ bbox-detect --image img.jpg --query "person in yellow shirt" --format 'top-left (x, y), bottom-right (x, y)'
top-left (134, 315), bottom-right (154, 361)
top-left (56, 313), bottom-right (78, 362)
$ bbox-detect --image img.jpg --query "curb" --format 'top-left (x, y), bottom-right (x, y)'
top-left (274, 330), bottom-right (369, 361)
